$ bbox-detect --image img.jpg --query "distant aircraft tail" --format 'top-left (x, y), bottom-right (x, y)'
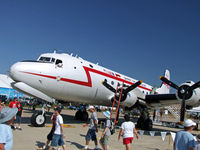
top-left (156, 69), bottom-right (170, 94)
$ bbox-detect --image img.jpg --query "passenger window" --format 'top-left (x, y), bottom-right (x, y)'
top-left (55, 59), bottom-right (63, 67)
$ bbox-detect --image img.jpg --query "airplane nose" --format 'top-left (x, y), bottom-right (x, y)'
top-left (10, 62), bottom-right (27, 81)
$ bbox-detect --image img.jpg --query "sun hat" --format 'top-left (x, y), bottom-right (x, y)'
top-left (183, 119), bottom-right (196, 127)
top-left (103, 111), bottom-right (110, 118)
top-left (88, 105), bottom-right (95, 110)
top-left (0, 107), bottom-right (18, 124)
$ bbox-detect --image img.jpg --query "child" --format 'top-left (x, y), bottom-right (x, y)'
top-left (118, 114), bottom-right (139, 150)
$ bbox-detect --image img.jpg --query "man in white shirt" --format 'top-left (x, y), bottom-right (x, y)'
top-left (118, 114), bottom-right (139, 150)
top-left (49, 107), bottom-right (66, 150)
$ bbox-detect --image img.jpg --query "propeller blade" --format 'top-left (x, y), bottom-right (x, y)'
top-left (189, 81), bottom-right (200, 91)
top-left (180, 97), bottom-right (186, 124)
top-left (159, 76), bottom-right (179, 90)
top-left (123, 80), bottom-right (143, 94)
top-left (102, 81), bottom-right (116, 93)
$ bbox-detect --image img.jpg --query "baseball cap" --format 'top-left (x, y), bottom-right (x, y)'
top-left (183, 119), bottom-right (196, 127)
top-left (88, 105), bottom-right (95, 110)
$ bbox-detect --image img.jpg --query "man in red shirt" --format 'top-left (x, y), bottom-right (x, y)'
top-left (9, 97), bottom-right (23, 130)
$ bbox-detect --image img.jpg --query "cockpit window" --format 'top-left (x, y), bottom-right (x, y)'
top-left (38, 57), bottom-right (55, 63)
top-left (55, 59), bottom-right (62, 65)
top-left (55, 59), bottom-right (63, 67)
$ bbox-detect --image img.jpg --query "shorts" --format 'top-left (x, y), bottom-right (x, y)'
top-left (51, 134), bottom-right (65, 146)
top-left (123, 137), bottom-right (134, 145)
top-left (100, 135), bottom-right (109, 145)
top-left (85, 129), bottom-right (97, 141)
top-left (16, 115), bottom-right (22, 124)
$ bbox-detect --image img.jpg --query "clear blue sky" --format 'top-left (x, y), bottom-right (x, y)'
top-left (0, 0), bottom-right (200, 88)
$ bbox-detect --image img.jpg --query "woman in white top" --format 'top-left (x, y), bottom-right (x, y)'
top-left (118, 114), bottom-right (139, 150)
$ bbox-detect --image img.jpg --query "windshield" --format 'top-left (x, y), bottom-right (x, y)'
top-left (38, 57), bottom-right (55, 63)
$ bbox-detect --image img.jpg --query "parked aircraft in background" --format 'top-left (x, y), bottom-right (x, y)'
top-left (0, 74), bottom-right (24, 101)
top-left (9, 51), bottom-right (200, 129)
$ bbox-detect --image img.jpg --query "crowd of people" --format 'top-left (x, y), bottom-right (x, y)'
top-left (1, 99), bottom-right (200, 150)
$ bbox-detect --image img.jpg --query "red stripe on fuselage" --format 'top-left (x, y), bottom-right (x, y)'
top-left (21, 66), bottom-right (151, 91)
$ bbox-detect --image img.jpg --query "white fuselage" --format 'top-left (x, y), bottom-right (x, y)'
top-left (10, 53), bottom-right (153, 107)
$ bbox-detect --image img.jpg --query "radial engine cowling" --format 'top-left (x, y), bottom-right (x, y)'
top-left (176, 81), bottom-right (200, 107)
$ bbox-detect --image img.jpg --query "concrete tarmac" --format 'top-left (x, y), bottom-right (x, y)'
top-left (12, 108), bottom-right (199, 150)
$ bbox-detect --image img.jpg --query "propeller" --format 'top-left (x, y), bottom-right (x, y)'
top-left (102, 79), bottom-right (143, 102)
top-left (159, 76), bottom-right (200, 123)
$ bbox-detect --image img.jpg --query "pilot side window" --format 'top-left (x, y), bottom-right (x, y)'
top-left (55, 59), bottom-right (63, 67)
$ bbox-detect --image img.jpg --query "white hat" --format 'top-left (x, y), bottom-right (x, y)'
top-left (0, 107), bottom-right (18, 124)
top-left (103, 111), bottom-right (110, 118)
top-left (183, 119), bottom-right (196, 127)
top-left (88, 105), bottom-right (95, 110)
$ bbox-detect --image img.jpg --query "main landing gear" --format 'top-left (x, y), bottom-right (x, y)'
top-left (136, 108), bottom-right (153, 131)
top-left (75, 109), bottom-right (89, 121)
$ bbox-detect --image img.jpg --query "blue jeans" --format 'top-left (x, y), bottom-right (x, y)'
top-left (51, 134), bottom-right (64, 146)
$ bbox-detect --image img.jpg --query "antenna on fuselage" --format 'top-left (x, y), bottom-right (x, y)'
top-left (70, 53), bottom-right (73, 56)
top-left (54, 49), bottom-right (56, 53)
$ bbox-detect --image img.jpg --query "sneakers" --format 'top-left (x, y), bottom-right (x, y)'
top-left (17, 127), bottom-right (22, 130)
top-left (42, 145), bottom-right (46, 150)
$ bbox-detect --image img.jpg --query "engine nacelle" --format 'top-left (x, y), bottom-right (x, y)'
top-left (120, 92), bottom-right (138, 107)
top-left (119, 88), bottom-right (145, 107)
top-left (176, 81), bottom-right (200, 107)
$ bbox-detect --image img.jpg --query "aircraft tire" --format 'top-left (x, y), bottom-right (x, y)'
top-left (31, 111), bottom-right (46, 127)
top-left (75, 110), bottom-right (88, 121)
top-left (82, 111), bottom-right (88, 121)
top-left (136, 117), bottom-right (152, 131)
top-left (75, 110), bottom-right (82, 120)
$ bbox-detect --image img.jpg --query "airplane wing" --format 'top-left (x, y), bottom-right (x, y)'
top-left (0, 74), bottom-right (55, 103)
top-left (144, 94), bottom-right (178, 107)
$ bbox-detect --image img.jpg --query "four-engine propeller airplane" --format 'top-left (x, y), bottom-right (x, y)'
top-left (8, 52), bottom-right (200, 130)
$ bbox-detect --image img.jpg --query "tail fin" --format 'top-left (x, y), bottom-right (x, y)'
top-left (156, 69), bottom-right (170, 94)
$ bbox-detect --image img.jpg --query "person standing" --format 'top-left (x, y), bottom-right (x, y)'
top-left (0, 99), bottom-right (5, 112)
top-left (49, 107), bottom-right (66, 150)
top-left (82, 106), bottom-right (98, 150)
top-left (174, 119), bottom-right (196, 150)
top-left (15, 99), bottom-right (23, 130)
top-left (100, 111), bottom-right (111, 150)
top-left (9, 97), bottom-right (23, 130)
top-left (0, 107), bottom-right (18, 150)
top-left (118, 114), bottom-right (139, 150)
